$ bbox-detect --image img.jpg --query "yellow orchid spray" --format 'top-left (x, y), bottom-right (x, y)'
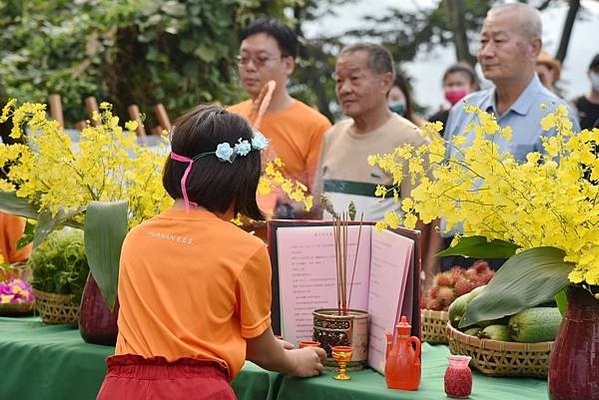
top-left (369, 104), bottom-right (599, 287)
top-left (0, 100), bottom-right (312, 230)
top-left (0, 101), bottom-right (172, 227)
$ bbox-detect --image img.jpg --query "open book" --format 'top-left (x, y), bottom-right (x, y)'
top-left (267, 220), bottom-right (421, 375)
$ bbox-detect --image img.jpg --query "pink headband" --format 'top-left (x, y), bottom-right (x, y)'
top-left (170, 152), bottom-right (198, 212)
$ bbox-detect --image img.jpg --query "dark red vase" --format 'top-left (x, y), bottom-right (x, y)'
top-left (548, 285), bottom-right (599, 399)
top-left (79, 273), bottom-right (119, 346)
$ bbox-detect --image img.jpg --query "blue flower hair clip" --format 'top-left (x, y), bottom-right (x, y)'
top-left (251, 131), bottom-right (269, 151)
top-left (170, 129), bottom-right (270, 211)
top-left (212, 130), bottom-right (269, 163)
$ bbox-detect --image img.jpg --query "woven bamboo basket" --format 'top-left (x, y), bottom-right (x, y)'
top-left (33, 289), bottom-right (79, 325)
top-left (446, 322), bottom-right (553, 378)
top-left (0, 301), bottom-right (35, 316)
top-left (421, 309), bottom-right (449, 344)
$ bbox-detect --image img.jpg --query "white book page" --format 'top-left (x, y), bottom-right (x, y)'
top-left (276, 225), bottom-right (371, 346)
top-left (367, 229), bottom-right (414, 374)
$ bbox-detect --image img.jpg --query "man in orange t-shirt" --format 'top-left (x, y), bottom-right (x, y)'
top-left (228, 17), bottom-right (331, 214)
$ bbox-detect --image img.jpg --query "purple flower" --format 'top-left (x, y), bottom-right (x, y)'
top-left (0, 278), bottom-right (34, 303)
top-left (0, 282), bottom-right (11, 295)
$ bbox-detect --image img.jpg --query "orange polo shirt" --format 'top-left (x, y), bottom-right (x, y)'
top-left (0, 212), bottom-right (31, 264)
top-left (228, 99), bottom-right (331, 191)
top-left (115, 208), bottom-right (272, 379)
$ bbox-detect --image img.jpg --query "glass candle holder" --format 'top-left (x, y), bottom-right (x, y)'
top-left (444, 355), bottom-right (472, 398)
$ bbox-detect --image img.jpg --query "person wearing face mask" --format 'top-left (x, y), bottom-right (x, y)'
top-left (428, 64), bottom-right (478, 137)
top-left (573, 54), bottom-right (599, 130)
top-left (387, 73), bottom-right (426, 127)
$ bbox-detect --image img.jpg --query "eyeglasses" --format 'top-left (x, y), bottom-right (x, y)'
top-left (236, 54), bottom-right (285, 68)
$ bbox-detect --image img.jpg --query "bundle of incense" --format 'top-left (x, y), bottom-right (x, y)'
top-left (332, 212), bottom-right (364, 315)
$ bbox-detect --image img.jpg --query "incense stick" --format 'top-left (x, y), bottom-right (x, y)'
top-left (341, 213), bottom-right (348, 315)
top-left (333, 216), bottom-right (341, 315)
top-left (333, 212), bottom-right (364, 315)
top-left (347, 213), bottom-right (364, 312)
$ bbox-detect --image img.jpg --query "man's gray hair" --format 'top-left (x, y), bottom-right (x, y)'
top-left (338, 43), bottom-right (395, 75)
top-left (488, 3), bottom-right (543, 39)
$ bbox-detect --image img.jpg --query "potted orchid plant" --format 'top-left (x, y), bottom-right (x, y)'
top-left (0, 100), bottom-right (171, 343)
top-left (0, 99), bottom-right (312, 345)
top-left (369, 104), bottom-right (599, 398)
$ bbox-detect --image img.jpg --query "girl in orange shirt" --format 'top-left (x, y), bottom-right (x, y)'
top-left (97, 105), bottom-right (326, 400)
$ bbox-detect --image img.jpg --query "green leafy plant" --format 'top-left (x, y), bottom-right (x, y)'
top-left (0, 0), bottom-right (293, 126)
top-left (28, 228), bottom-right (89, 302)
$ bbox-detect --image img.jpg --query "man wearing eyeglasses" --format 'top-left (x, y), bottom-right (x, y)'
top-left (228, 17), bottom-right (331, 217)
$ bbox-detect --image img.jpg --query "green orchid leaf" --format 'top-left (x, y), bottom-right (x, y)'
top-left (555, 288), bottom-right (568, 317)
top-left (84, 201), bottom-right (128, 311)
top-left (33, 209), bottom-right (62, 248)
top-left (436, 235), bottom-right (520, 259)
top-left (32, 207), bottom-right (86, 248)
top-left (0, 191), bottom-right (84, 242)
top-left (0, 191), bottom-right (38, 219)
top-left (16, 219), bottom-right (35, 250)
top-left (459, 247), bottom-right (572, 328)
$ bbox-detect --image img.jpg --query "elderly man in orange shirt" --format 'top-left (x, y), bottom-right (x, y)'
top-left (228, 17), bottom-right (331, 217)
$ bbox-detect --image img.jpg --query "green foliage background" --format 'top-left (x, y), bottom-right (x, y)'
top-left (1, 0), bottom-right (561, 124)
top-left (0, 0), bottom-right (292, 126)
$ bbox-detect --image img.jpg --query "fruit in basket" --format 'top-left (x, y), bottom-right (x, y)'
top-left (463, 327), bottom-right (481, 337)
top-left (479, 325), bottom-right (511, 341)
top-left (436, 286), bottom-right (456, 307)
top-left (448, 285), bottom-right (487, 328)
top-left (448, 294), bottom-right (467, 327)
top-left (425, 261), bottom-right (494, 312)
top-left (478, 316), bottom-right (510, 328)
top-left (508, 307), bottom-right (562, 343)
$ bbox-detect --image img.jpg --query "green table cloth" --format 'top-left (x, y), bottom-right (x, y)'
top-left (278, 346), bottom-right (549, 400)
top-left (0, 317), bottom-right (548, 400)
top-left (0, 317), bottom-right (279, 400)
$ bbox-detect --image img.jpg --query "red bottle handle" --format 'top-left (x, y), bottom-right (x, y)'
top-left (408, 336), bottom-right (421, 359)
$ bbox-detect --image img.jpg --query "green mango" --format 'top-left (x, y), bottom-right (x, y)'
top-left (509, 307), bottom-right (562, 343)
top-left (480, 325), bottom-right (511, 341)
top-left (478, 316), bottom-right (510, 328)
top-left (448, 285), bottom-right (487, 328)
top-left (463, 327), bottom-right (481, 336)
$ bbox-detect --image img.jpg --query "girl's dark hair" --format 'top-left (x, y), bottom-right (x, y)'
top-left (162, 104), bottom-right (263, 221)
top-left (442, 63), bottom-right (478, 86)
top-left (393, 73), bottom-right (416, 124)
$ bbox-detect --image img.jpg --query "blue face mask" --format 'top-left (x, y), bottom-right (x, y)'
top-left (389, 101), bottom-right (406, 116)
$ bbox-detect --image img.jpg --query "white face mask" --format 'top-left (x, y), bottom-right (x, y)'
top-left (591, 72), bottom-right (599, 92)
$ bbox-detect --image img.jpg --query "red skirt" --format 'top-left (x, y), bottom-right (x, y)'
top-left (96, 354), bottom-right (236, 400)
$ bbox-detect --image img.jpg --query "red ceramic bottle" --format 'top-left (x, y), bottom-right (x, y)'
top-left (444, 355), bottom-right (472, 398)
top-left (79, 273), bottom-right (119, 346)
top-left (385, 316), bottom-right (421, 390)
top-left (548, 285), bottom-right (599, 400)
